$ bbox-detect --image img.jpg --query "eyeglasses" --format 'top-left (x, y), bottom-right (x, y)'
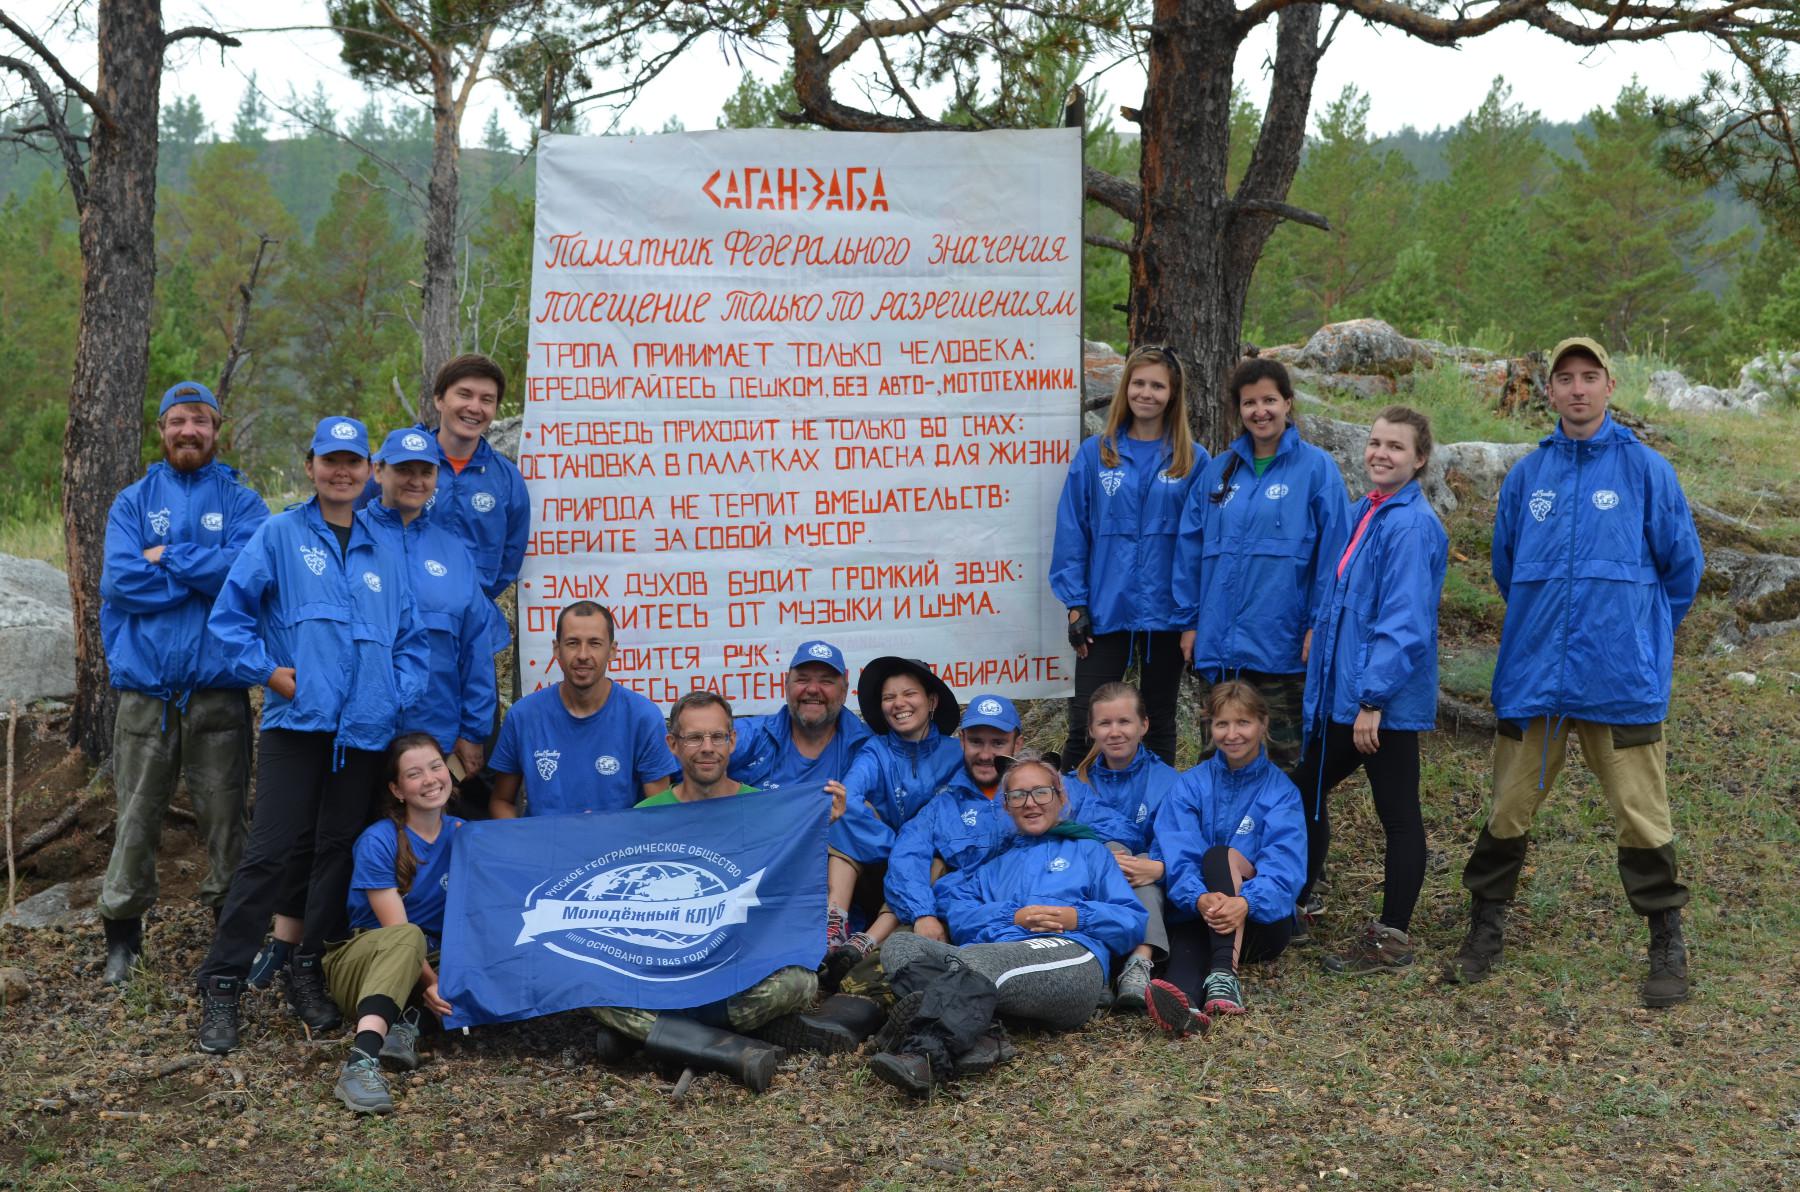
top-left (674, 731), bottom-right (732, 747)
top-left (1002, 786), bottom-right (1058, 807)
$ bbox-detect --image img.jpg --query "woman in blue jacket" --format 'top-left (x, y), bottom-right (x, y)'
top-left (1174, 358), bottom-right (1350, 776)
top-left (1050, 345), bottom-right (1204, 765)
top-left (1063, 681), bottom-right (1179, 1010)
top-left (1147, 681), bottom-right (1306, 1034)
top-left (868, 750), bottom-right (1147, 1098)
top-left (194, 417), bottom-right (429, 1056)
top-left (1299, 407), bottom-right (1448, 975)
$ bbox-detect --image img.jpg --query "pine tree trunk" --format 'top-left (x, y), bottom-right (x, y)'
top-left (419, 62), bottom-right (461, 422)
top-left (65, 0), bottom-right (164, 760)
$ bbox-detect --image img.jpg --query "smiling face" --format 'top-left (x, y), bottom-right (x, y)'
top-left (1125, 362), bottom-right (1173, 434)
top-left (378, 458), bottom-right (439, 517)
top-left (554, 610), bottom-right (615, 693)
top-left (1364, 418), bottom-right (1425, 495)
top-left (1547, 350), bottom-right (1614, 440)
top-left (1089, 695), bottom-right (1148, 768)
top-left (1210, 700), bottom-right (1267, 769)
top-left (435, 375), bottom-right (500, 448)
top-left (881, 672), bottom-right (937, 740)
top-left (159, 402), bottom-right (219, 473)
top-left (305, 450), bottom-right (371, 509)
top-left (786, 661), bottom-right (847, 732)
top-left (669, 701), bottom-right (735, 788)
top-left (389, 744), bottom-right (452, 813)
top-left (1237, 377), bottom-right (1292, 453)
top-left (1002, 761), bottom-right (1066, 835)
top-left (960, 724), bottom-right (1020, 789)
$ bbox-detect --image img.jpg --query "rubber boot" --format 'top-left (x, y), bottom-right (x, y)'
top-left (752, 994), bottom-right (885, 1054)
top-left (642, 1015), bottom-right (786, 1094)
top-left (1641, 908), bottom-right (1689, 1008)
top-left (102, 916), bottom-right (142, 986)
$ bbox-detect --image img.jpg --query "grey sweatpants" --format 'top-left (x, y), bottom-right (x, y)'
top-left (880, 933), bottom-right (1104, 1031)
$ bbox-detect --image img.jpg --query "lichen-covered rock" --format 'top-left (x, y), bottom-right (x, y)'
top-left (0, 554), bottom-right (75, 704)
top-left (1299, 319), bottom-right (1433, 378)
top-left (488, 414), bottom-right (522, 462)
top-left (1288, 368), bottom-right (1397, 401)
top-left (1083, 339), bottom-right (1125, 409)
top-left (0, 877), bottom-right (102, 930)
top-left (1302, 414), bottom-right (1457, 515)
top-left (1643, 369), bottom-right (1767, 415)
top-left (1436, 441), bottom-right (1536, 501)
top-left (1738, 350), bottom-right (1798, 409)
top-left (1703, 548), bottom-right (1800, 625)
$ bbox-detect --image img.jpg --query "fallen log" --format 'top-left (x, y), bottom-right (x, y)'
top-left (16, 760), bottom-right (112, 862)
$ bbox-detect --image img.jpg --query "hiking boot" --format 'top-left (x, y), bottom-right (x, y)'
top-left (593, 1025), bottom-right (642, 1064)
top-left (1201, 970), bottom-right (1246, 1016)
top-left (102, 916), bottom-right (142, 986)
top-left (334, 1049), bottom-right (394, 1114)
top-left (1322, 921), bottom-right (1416, 976)
top-left (284, 952), bottom-right (342, 1034)
top-left (378, 1009), bottom-right (422, 1071)
top-left (247, 938), bottom-right (292, 991)
top-left (869, 989), bottom-right (927, 1056)
top-left (1444, 897), bottom-right (1508, 985)
top-left (1145, 978), bottom-right (1210, 1038)
top-left (868, 1050), bottom-right (934, 1100)
top-left (1641, 908), bottom-right (1689, 1008)
top-left (1112, 954), bottom-right (1153, 1012)
top-left (752, 994), bottom-right (885, 1054)
top-left (197, 976), bottom-right (243, 1054)
top-left (953, 1026), bottom-right (1018, 1077)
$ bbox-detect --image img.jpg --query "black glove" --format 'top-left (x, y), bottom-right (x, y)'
top-left (1067, 607), bottom-right (1093, 649)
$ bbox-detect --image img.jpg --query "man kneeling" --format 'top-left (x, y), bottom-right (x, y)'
top-left (588, 692), bottom-right (878, 1092)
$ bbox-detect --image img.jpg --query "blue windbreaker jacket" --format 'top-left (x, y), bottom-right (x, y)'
top-left (208, 499), bottom-right (430, 753)
top-left (729, 707), bottom-right (872, 790)
top-left (100, 460), bottom-right (269, 699)
top-left (1489, 416), bottom-right (1703, 725)
top-left (1050, 433), bottom-right (1207, 634)
top-left (883, 769), bottom-right (1015, 923)
top-left (360, 427), bottom-right (529, 599)
top-left (936, 830), bottom-right (1148, 980)
top-left (1303, 480), bottom-right (1448, 733)
top-left (1062, 746), bottom-right (1178, 855)
top-left (1152, 751), bottom-right (1307, 926)
top-left (1173, 425), bottom-right (1351, 677)
top-left (831, 728), bottom-right (966, 862)
top-left (360, 501), bottom-right (507, 753)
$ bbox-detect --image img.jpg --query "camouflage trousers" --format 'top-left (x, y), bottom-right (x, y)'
top-left (99, 689), bottom-right (251, 920)
top-left (590, 964), bottom-right (818, 1042)
top-left (1195, 670), bottom-right (1306, 778)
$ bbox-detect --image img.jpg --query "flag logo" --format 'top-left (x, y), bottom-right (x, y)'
top-left (515, 856), bottom-right (765, 974)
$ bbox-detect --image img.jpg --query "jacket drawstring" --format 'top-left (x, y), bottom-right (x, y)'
top-left (332, 738), bottom-right (347, 774)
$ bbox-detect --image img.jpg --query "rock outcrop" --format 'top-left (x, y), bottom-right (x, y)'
top-left (1643, 369), bottom-right (1771, 415)
top-left (0, 554), bottom-right (75, 704)
top-left (1298, 318), bottom-right (1434, 378)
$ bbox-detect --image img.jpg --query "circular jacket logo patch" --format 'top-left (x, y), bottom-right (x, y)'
top-left (1048, 857), bottom-right (1070, 872)
top-left (472, 491), bottom-right (497, 513)
top-left (595, 755), bottom-right (622, 776)
top-left (424, 559), bottom-right (448, 577)
top-left (201, 512), bottom-right (223, 531)
top-left (362, 571), bottom-right (382, 593)
top-left (1592, 489), bottom-right (1620, 510)
top-left (1265, 483), bottom-right (1289, 500)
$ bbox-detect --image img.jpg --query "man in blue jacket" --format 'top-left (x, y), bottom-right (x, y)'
top-left (1448, 337), bottom-right (1704, 1008)
top-left (97, 381), bottom-right (268, 984)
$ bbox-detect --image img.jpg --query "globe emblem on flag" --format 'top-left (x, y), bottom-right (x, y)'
top-left (568, 862), bottom-right (731, 949)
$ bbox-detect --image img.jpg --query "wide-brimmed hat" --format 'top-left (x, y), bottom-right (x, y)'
top-left (857, 656), bottom-right (960, 737)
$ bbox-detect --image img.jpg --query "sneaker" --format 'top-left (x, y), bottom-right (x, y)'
top-left (333, 1049), bottom-right (395, 1114)
top-left (284, 953), bottom-right (342, 1034)
top-left (378, 1009), bottom-right (421, 1071)
top-left (1444, 897), bottom-right (1508, 985)
top-left (1289, 905), bottom-right (1315, 946)
top-left (1201, 970), bottom-right (1246, 1016)
top-left (868, 1050), bottom-right (934, 1100)
top-left (246, 938), bottom-right (292, 991)
top-left (197, 976), bottom-right (242, 1054)
top-left (1145, 978), bottom-right (1210, 1038)
top-left (1322, 921), bottom-right (1416, 976)
top-left (1112, 954), bottom-right (1154, 1012)
top-left (826, 904), bottom-right (850, 951)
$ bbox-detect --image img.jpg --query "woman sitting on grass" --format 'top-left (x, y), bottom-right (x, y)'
top-left (1146, 680), bottom-right (1306, 1036)
top-left (324, 733), bottom-right (463, 1114)
top-left (867, 749), bottom-right (1147, 1100)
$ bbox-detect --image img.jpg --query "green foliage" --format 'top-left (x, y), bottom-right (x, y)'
top-left (159, 94), bottom-right (209, 146)
top-left (231, 74), bottom-right (271, 146)
top-left (1368, 242), bottom-right (1442, 338)
top-left (463, 186), bottom-right (533, 411)
top-left (0, 175), bottom-right (79, 517)
top-left (718, 70), bottom-right (805, 129)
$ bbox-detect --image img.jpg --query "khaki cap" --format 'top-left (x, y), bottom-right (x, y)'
top-left (1549, 336), bottom-right (1613, 376)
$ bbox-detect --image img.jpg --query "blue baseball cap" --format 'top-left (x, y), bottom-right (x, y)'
top-left (310, 416), bottom-right (371, 459)
top-left (961, 693), bottom-right (1020, 733)
top-left (377, 427), bottom-right (439, 465)
top-left (158, 381), bottom-right (219, 417)
top-left (789, 640), bottom-right (846, 674)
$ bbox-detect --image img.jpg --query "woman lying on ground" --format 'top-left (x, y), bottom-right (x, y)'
top-left (1146, 680), bottom-right (1306, 1036)
top-left (326, 733), bottom-right (464, 1114)
top-left (867, 750), bottom-right (1147, 1100)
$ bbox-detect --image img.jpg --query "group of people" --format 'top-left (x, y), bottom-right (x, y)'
top-left (95, 333), bottom-right (1704, 1112)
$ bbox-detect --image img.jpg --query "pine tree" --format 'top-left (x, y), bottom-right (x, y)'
top-left (232, 73), bottom-right (272, 145)
top-left (481, 109), bottom-right (512, 152)
top-left (159, 94), bottom-right (209, 145)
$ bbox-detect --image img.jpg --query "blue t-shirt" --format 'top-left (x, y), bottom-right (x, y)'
top-left (347, 815), bottom-right (465, 944)
top-left (490, 681), bottom-right (678, 816)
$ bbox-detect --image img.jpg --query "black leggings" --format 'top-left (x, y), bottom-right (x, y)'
top-left (1297, 720), bottom-right (1425, 933)
top-left (1063, 630), bottom-right (1184, 766)
top-left (1162, 845), bottom-right (1292, 1000)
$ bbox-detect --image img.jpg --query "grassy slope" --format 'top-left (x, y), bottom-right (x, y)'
top-left (2, 362), bottom-right (1798, 1190)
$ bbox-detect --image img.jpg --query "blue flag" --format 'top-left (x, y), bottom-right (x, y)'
top-left (439, 786), bottom-right (828, 1028)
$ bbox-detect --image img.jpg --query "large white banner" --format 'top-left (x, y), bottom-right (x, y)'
top-left (520, 128), bottom-right (1082, 711)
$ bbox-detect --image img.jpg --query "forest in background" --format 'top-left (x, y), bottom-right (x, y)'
top-left (0, 71), bottom-right (1794, 523)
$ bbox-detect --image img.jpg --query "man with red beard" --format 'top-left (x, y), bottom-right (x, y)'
top-left (97, 381), bottom-right (269, 985)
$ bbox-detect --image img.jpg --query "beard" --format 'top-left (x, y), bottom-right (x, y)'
top-left (164, 439), bottom-right (216, 472)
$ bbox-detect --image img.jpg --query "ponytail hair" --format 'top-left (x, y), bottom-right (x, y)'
top-left (1075, 681), bottom-right (1148, 784)
top-left (383, 732), bottom-right (443, 897)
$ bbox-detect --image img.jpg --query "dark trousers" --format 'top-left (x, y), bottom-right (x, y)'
top-left (1063, 630), bottom-right (1184, 766)
top-left (1162, 844), bottom-right (1291, 1001)
top-left (199, 729), bottom-right (384, 981)
top-left (1297, 720), bottom-right (1426, 933)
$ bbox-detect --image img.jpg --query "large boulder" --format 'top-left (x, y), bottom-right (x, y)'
top-left (1738, 350), bottom-right (1798, 409)
top-left (1083, 339), bottom-right (1125, 410)
top-left (0, 554), bottom-right (75, 704)
top-left (1703, 548), bottom-right (1800, 625)
top-left (488, 414), bottom-right (522, 462)
top-left (1643, 369), bottom-right (1768, 415)
top-left (1303, 415), bottom-right (1457, 515)
top-left (0, 876), bottom-right (102, 930)
top-left (1436, 441), bottom-right (1535, 502)
top-left (1299, 319), bottom-right (1433, 378)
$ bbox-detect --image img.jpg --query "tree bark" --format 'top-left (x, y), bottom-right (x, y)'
top-left (420, 58), bottom-right (461, 422)
top-left (65, 0), bottom-right (165, 760)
